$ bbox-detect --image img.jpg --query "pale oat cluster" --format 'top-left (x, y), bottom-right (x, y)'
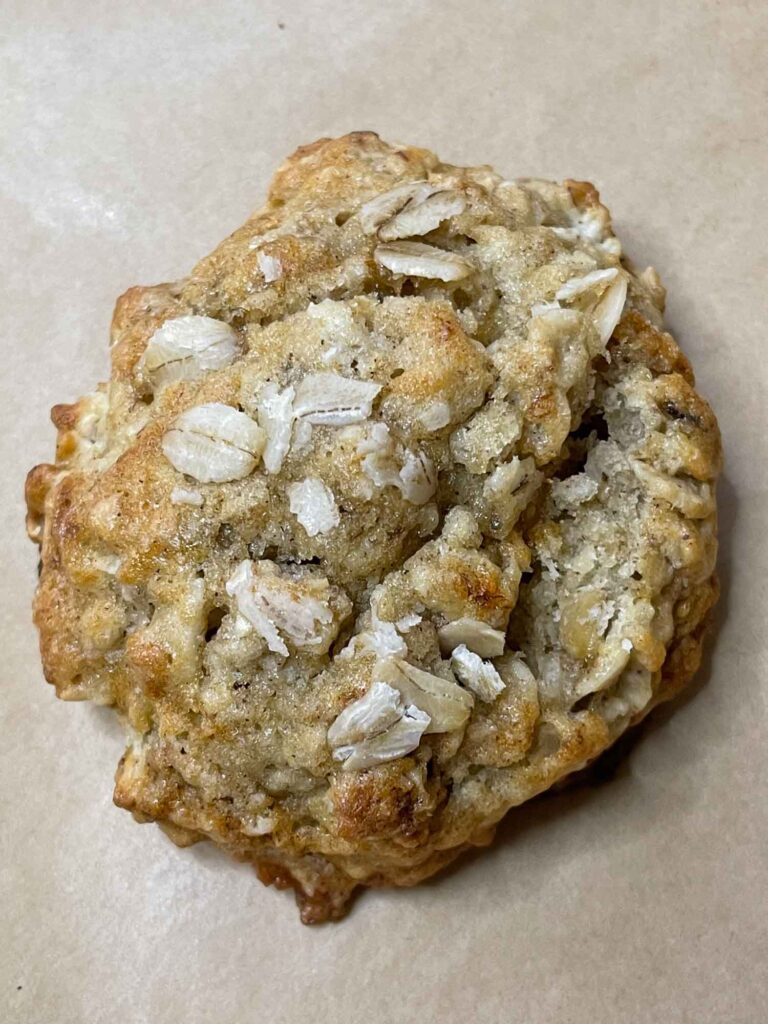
top-left (27, 133), bottom-right (720, 923)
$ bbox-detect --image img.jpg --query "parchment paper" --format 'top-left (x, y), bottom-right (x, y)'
top-left (2, 2), bottom-right (766, 1021)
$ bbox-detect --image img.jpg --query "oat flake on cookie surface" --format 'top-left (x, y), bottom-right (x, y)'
top-left (25, 132), bottom-right (721, 923)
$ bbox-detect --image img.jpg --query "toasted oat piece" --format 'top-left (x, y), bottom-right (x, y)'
top-left (26, 132), bottom-right (721, 924)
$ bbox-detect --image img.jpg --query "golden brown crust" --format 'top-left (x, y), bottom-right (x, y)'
top-left (612, 310), bottom-right (695, 383)
top-left (26, 133), bottom-right (721, 922)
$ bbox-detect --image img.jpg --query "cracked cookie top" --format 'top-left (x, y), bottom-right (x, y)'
top-left (26, 132), bottom-right (721, 923)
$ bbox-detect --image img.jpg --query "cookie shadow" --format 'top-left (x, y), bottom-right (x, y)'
top-left (422, 471), bottom-right (736, 888)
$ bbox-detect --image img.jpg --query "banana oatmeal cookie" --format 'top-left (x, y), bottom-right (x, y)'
top-left (26, 133), bottom-right (721, 923)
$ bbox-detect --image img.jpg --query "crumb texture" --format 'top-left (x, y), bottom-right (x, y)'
top-left (26, 132), bottom-right (720, 923)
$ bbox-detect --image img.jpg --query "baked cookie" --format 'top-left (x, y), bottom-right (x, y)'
top-left (26, 133), bottom-right (721, 923)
